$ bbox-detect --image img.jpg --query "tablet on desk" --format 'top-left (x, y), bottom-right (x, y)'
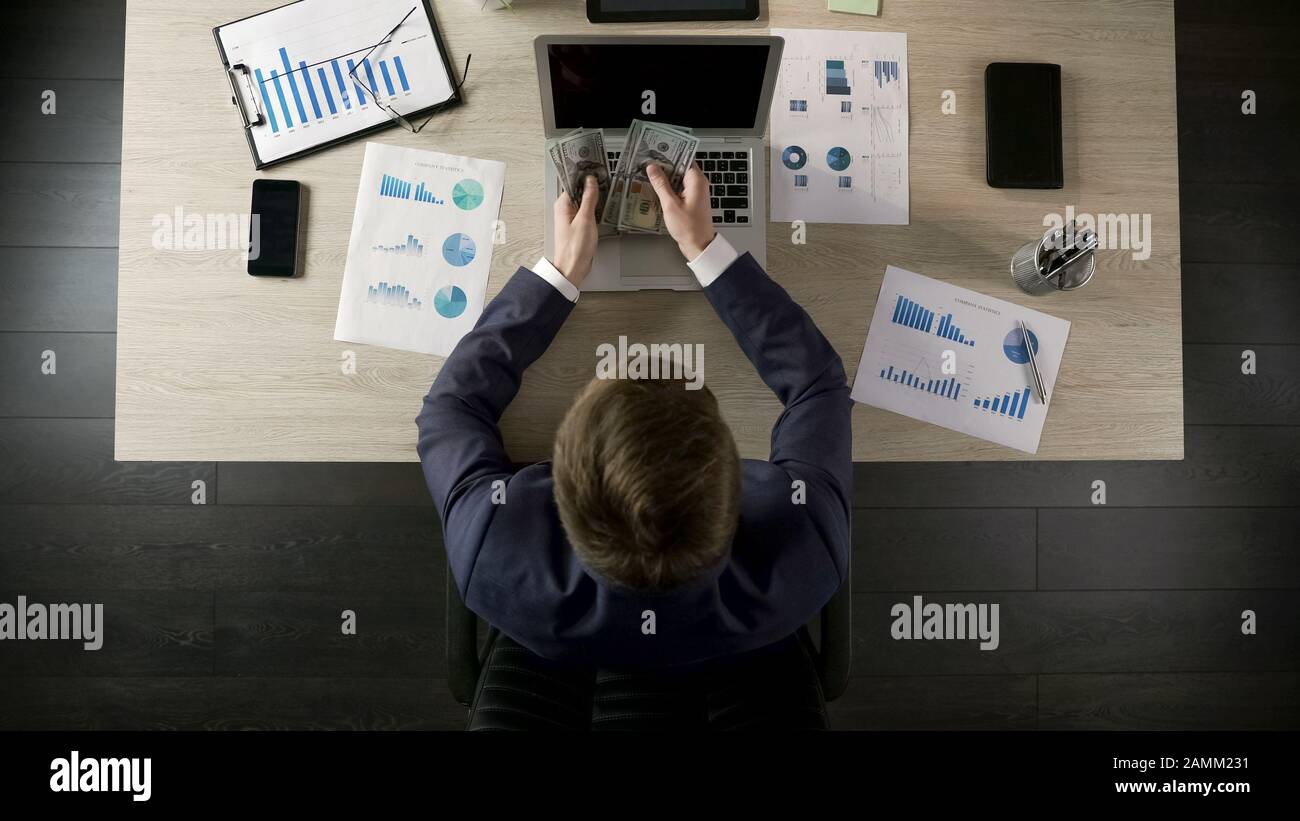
top-left (586, 0), bottom-right (760, 24)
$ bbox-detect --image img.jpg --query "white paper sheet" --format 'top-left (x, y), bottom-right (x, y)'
top-left (851, 267), bottom-right (1071, 454)
top-left (218, 0), bottom-right (456, 164)
top-left (333, 142), bottom-right (505, 357)
top-left (769, 28), bottom-right (909, 225)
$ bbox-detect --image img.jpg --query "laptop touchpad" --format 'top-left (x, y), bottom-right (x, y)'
top-left (619, 234), bottom-right (693, 280)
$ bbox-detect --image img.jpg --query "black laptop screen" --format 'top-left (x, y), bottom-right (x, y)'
top-left (547, 43), bottom-right (771, 131)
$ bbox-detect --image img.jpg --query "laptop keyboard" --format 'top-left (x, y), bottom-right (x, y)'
top-left (607, 148), bottom-right (752, 226)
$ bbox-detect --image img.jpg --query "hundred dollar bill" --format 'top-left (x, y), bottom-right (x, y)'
top-left (547, 128), bottom-right (611, 218)
top-left (604, 120), bottom-right (699, 235)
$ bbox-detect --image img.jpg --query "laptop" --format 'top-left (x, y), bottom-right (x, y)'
top-left (536, 35), bottom-right (784, 291)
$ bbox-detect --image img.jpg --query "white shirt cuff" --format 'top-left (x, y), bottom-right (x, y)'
top-left (685, 233), bottom-right (739, 287)
top-left (531, 257), bottom-right (580, 303)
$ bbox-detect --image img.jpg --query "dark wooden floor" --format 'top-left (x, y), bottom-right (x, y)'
top-left (0, 0), bottom-right (1296, 730)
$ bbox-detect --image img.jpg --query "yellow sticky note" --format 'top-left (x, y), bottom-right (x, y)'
top-left (828, 0), bottom-right (881, 16)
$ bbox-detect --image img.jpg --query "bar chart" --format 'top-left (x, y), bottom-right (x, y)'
top-left (972, 386), bottom-right (1032, 420)
top-left (889, 293), bottom-right (977, 347)
top-left (826, 60), bottom-right (851, 95)
top-left (372, 234), bottom-right (425, 256)
top-left (378, 174), bottom-right (443, 204)
top-left (364, 280), bottom-right (423, 309)
top-left (874, 59), bottom-right (899, 87)
top-left (253, 45), bottom-right (412, 135)
top-left (879, 363), bottom-right (963, 401)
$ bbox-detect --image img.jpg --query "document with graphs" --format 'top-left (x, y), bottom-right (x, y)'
top-left (334, 142), bottom-right (505, 357)
top-left (851, 266), bottom-right (1071, 454)
top-left (768, 28), bottom-right (909, 225)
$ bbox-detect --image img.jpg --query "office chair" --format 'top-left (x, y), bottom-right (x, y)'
top-left (444, 561), bottom-right (851, 730)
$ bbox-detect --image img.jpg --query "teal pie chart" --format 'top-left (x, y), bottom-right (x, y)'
top-left (441, 233), bottom-right (476, 267)
top-left (452, 179), bottom-right (484, 210)
top-left (782, 146), bottom-right (807, 170)
top-left (434, 285), bottom-right (468, 318)
top-left (826, 147), bottom-right (851, 171)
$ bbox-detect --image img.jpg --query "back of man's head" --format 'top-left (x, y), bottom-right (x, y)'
top-left (552, 375), bottom-right (741, 592)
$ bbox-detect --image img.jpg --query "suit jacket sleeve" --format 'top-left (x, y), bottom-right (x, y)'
top-left (702, 252), bottom-right (853, 581)
top-left (415, 268), bottom-right (575, 597)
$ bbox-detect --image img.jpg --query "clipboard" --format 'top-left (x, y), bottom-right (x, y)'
top-left (213, 0), bottom-right (463, 170)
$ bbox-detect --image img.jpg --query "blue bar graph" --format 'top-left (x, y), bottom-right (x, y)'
top-left (298, 61), bottom-right (322, 119)
top-left (972, 387), bottom-right (1031, 420)
top-left (380, 61), bottom-right (396, 96)
top-left (270, 70), bottom-right (292, 128)
top-left (279, 48), bottom-right (307, 123)
top-left (889, 294), bottom-right (976, 346)
top-left (413, 182), bottom-right (444, 204)
top-left (394, 56), bottom-right (409, 92)
top-left (347, 59), bottom-right (367, 104)
top-left (365, 280), bottom-right (423, 309)
top-left (254, 69), bottom-right (279, 133)
top-left (373, 234), bottom-right (425, 256)
top-left (317, 68), bottom-right (336, 114)
top-left (331, 60), bottom-right (351, 110)
top-left (878, 363), bottom-right (964, 402)
top-left (363, 59), bottom-right (379, 99)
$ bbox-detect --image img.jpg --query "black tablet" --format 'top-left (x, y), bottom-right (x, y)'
top-left (586, 0), bottom-right (760, 24)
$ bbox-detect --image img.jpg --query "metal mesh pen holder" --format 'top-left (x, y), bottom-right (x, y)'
top-left (1011, 225), bottom-right (1097, 295)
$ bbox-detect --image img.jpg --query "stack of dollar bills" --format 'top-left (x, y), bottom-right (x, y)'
top-left (546, 119), bottom-right (699, 237)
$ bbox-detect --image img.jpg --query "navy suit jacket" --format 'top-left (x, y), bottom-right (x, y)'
top-left (416, 253), bottom-right (852, 669)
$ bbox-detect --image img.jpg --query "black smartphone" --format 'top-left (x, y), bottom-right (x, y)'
top-left (248, 179), bottom-right (303, 276)
top-left (985, 63), bottom-right (1064, 189)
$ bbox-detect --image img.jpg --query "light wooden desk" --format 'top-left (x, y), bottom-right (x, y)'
top-left (116, 0), bottom-right (1182, 462)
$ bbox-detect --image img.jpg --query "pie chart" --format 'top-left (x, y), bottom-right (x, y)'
top-left (452, 179), bottom-right (484, 211)
top-left (1003, 326), bottom-right (1039, 364)
top-left (441, 233), bottom-right (476, 267)
top-left (826, 146), bottom-right (852, 171)
top-left (434, 285), bottom-right (468, 318)
top-left (782, 145), bottom-right (807, 170)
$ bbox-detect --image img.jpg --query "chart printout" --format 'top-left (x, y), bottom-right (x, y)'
top-left (334, 142), bottom-right (505, 357)
top-left (769, 28), bottom-right (909, 224)
top-left (851, 266), bottom-right (1071, 454)
top-left (219, 0), bottom-right (455, 163)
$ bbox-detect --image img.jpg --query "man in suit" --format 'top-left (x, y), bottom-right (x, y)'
top-left (417, 164), bottom-right (851, 669)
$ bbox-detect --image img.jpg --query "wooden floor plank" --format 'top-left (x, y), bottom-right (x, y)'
top-left (0, 0), bottom-right (126, 80)
top-left (0, 248), bottom-right (118, 332)
top-left (214, 591), bottom-right (445, 678)
top-left (0, 589), bottom-right (212, 676)
top-left (1182, 264), bottom-right (1300, 345)
top-left (1039, 672), bottom-right (1300, 730)
top-left (217, 461), bottom-right (434, 506)
top-left (0, 79), bottom-right (122, 163)
top-left (0, 677), bottom-right (466, 730)
top-left (1184, 344), bottom-right (1300, 425)
top-left (855, 426), bottom-right (1300, 507)
top-left (828, 675), bottom-right (1036, 730)
top-left (852, 590), bottom-right (1300, 676)
top-left (0, 419), bottom-right (214, 504)
top-left (852, 508), bottom-right (1036, 591)
top-left (0, 162), bottom-right (120, 248)
top-left (0, 504), bottom-right (443, 593)
top-left (1039, 508), bottom-right (1300, 590)
top-left (0, 332), bottom-right (115, 417)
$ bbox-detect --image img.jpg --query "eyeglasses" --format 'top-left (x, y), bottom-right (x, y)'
top-left (348, 7), bottom-right (471, 134)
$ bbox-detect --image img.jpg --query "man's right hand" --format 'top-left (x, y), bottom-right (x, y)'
top-left (646, 163), bottom-right (716, 262)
